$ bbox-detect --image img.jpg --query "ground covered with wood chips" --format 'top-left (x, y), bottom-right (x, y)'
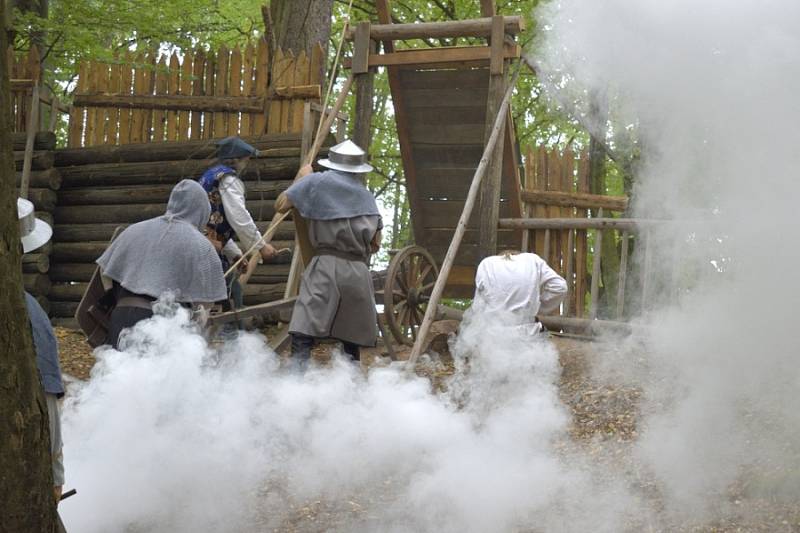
top-left (54, 327), bottom-right (800, 532)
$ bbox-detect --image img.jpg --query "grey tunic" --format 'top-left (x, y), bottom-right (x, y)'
top-left (289, 215), bottom-right (381, 346)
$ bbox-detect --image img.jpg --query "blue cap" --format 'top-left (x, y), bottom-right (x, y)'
top-left (216, 136), bottom-right (257, 160)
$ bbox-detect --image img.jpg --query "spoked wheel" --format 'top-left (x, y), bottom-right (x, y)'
top-left (383, 245), bottom-right (439, 346)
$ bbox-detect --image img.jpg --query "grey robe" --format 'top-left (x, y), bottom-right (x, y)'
top-left (288, 215), bottom-right (381, 346)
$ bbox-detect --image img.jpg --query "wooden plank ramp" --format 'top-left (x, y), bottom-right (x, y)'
top-left (390, 66), bottom-right (522, 297)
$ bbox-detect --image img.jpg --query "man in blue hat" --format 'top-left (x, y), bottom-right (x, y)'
top-left (198, 136), bottom-right (277, 307)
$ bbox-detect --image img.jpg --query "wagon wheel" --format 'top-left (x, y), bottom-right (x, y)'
top-left (384, 245), bottom-right (439, 346)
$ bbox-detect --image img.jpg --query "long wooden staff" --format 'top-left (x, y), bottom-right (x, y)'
top-left (224, 74), bottom-right (355, 278)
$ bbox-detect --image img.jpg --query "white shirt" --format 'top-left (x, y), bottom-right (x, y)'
top-left (218, 174), bottom-right (264, 261)
top-left (474, 253), bottom-right (568, 321)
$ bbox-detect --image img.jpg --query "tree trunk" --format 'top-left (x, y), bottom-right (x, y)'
top-left (0, 2), bottom-right (57, 529)
top-left (268, 0), bottom-right (333, 80)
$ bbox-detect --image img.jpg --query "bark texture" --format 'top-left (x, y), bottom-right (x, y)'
top-left (0, 2), bottom-right (57, 530)
top-left (268, 0), bottom-right (333, 79)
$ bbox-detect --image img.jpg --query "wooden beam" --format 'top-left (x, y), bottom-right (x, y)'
top-left (477, 17), bottom-right (509, 260)
top-left (207, 297), bottom-right (298, 326)
top-left (375, 0), bottom-right (396, 52)
top-left (345, 44), bottom-right (520, 69)
top-left (353, 23), bottom-right (376, 152)
top-left (352, 21), bottom-right (372, 74)
top-left (489, 15), bottom-right (505, 75)
top-left (10, 78), bottom-right (35, 90)
top-left (499, 217), bottom-right (648, 231)
top-left (433, 304), bottom-right (635, 336)
top-left (345, 16), bottom-right (524, 41)
top-left (616, 231), bottom-right (629, 319)
top-left (72, 86), bottom-right (321, 112)
top-left (589, 209), bottom-right (604, 320)
top-left (480, 0), bottom-right (496, 17)
top-left (521, 189), bottom-right (629, 211)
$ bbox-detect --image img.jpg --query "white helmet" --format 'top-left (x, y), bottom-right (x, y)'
top-left (318, 139), bottom-right (374, 174)
top-left (17, 198), bottom-right (52, 253)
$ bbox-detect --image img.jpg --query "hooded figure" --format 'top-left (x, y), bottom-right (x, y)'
top-left (276, 140), bottom-right (382, 369)
top-left (97, 180), bottom-right (227, 348)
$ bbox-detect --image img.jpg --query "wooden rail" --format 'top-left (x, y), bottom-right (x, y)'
top-left (344, 16), bottom-right (524, 41)
top-left (72, 86), bottom-right (321, 112)
top-left (521, 189), bottom-right (628, 211)
top-left (499, 217), bottom-right (644, 231)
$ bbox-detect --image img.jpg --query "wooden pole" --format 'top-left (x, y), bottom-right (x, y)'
top-left (521, 189), bottom-right (628, 211)
top-left (405, 65), bottom-right (520, 372)
top-left (19, 84), bottom-right (40, 199)
top-left (616, 230), bottom-right (629, 319)
top-left (343, 17), bottom-right (525, 41)
top-left (477, 15), bottom-right (508, 260)
top-left (589, 208), bottom-right (603, 319)
top-left (565, 228), bottom-right (575, 315)
top-left (499, 217), bottom-right (646, 231)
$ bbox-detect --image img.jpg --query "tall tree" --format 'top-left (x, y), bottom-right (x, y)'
top-left (0, 2), bottom-right (57, 530)
top-left (266, 0), bottom-right (332, 78)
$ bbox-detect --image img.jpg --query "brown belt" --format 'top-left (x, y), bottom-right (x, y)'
top-left (315, 248), bottom-right (368, 265)
top-left (116, 295), bottom-right (154, 310)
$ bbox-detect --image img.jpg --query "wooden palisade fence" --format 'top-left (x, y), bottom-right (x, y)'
top-left (68, 39), bottom-right (324, 147)
top-left (518, 146), bottom-right (630, 320)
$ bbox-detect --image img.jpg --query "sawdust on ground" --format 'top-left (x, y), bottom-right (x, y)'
top-left (53, 327), bottom-right (800, 532)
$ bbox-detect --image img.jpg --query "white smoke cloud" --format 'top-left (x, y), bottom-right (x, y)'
top-left (59, 304), bottom-right (642, 532)
top-left (535, 0), bottom-right (800, 523)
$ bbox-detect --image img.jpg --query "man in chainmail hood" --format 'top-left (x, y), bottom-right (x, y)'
top-left (276, 140), bottom-right (382, 370)
top-left (96, 179), bottom-right (228, 348)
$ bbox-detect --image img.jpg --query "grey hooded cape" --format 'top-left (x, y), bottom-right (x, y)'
top-left (284, 170), bottom-right (380, 220)
top-left (96, 180), bottom-right (227, 303)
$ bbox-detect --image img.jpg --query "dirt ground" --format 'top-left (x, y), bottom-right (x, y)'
top-left (54, 326), bottom-right (800, 532)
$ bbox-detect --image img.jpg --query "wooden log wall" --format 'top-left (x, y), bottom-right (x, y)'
top-left (523, 147), bottom-right (591, 318)
top-left (48, 133), bottom-right (331, 322)
top-left (68, 41), bottom-right (325, 147)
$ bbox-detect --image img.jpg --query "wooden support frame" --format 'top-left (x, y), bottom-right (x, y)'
top-left (477, 15), bottom-right (509, 259)
top-left (353, 21), bottom-right (377, 154)
top-left (344, 44), bottom-right (520, 69)
top-left (344, 16), bottom-right (524, 41)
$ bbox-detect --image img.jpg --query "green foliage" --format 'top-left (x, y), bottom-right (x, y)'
top-left (11, 0), bottom-right (263, 96)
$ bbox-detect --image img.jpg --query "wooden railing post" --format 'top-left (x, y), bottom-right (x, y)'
top-left (589, 208), bottom-right (604, 319)
top-left (616, 231), bottom-right (629, 319)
